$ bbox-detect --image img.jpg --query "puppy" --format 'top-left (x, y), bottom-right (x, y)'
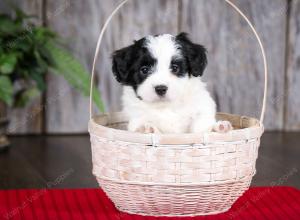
top-left (112, 33), bottom-right (232, 134)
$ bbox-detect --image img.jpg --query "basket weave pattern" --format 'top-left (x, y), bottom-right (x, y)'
top-left (91, 137), bottom-right (259, 184)
top-left (97, 177), bottom-right (252, 216)
top-left (89, 113), bottom-right (263, 216)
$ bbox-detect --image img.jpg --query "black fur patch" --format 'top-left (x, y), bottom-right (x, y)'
top-left (112, 38), bottom-right (156, 91)
top-left (112, 33), bottom-right (208, 93)
top-left (170, 56), bottom-right (189, 77)
top-left (175, 32), bottom-right (208, 77)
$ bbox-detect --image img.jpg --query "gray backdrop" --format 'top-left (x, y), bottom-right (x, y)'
top-left (1, 0), bottom-right (299, 134)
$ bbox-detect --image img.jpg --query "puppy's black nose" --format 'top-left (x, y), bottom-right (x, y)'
top-left (155, 85), bottom-right (168, 96)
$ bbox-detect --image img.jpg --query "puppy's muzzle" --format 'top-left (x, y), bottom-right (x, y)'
top-left (155, 85), bottom-right (168, 96)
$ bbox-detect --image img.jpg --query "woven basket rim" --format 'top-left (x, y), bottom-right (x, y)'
top-left (94, 173), bottom-right (255, 187)
top-left (88, 112), bottom-right (264, 145)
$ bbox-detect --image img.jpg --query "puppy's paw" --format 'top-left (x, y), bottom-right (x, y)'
top-left (213, 121), bottom-right (233, 133)
top-left (135, 124), bottom-right (161, 134)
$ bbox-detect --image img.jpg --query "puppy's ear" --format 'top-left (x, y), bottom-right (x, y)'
top-left (176, 32), bottom-right (207, 77)
top-left (112, 44), bottom-right (135, 83)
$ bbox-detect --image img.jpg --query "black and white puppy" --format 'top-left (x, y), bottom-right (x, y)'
top-left (112, 33), bottom-right (231, 134)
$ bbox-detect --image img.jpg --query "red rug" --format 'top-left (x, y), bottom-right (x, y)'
top-left (0, 187), bottom-right (299, 220)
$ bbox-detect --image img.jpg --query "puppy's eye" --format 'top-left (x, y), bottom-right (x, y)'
top-left (171, 64), bottom-right (180, 74)
top-left (140, 66), bottom-right (150, 75)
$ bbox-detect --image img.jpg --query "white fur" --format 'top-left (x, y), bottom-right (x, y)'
top-left (122, 34), bottom-right (216, 134)
top-left (136, 35), bottom-right (183, 103)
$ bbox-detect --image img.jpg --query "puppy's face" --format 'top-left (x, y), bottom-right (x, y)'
top-left (112, 33), bottom-right (207, 103)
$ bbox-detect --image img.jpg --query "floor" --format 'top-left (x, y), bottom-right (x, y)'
top-left (0, 132), bottom-right (299, 189)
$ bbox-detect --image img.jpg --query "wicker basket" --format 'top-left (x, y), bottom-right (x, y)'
top-left (88, 0), bottom-right (268, 217)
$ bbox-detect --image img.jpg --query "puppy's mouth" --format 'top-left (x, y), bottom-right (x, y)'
top-left (157, 95), bottom-right (169, 102)
top-left (136, 94), bottom-right (171, 103)
top-left (150, 96), bottom-right (171, 103)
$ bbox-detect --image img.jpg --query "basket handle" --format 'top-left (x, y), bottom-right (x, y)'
top-left (89, 0), bottom-right (268, 124)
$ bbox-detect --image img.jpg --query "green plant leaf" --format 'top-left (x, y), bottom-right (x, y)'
top-left (0, 15), bottom-right (22, 35)
top-left (45, 41), bottom-right (105, 112)
top-left (30, 69), bottom-right (46, 91)
top-left (0, 39), bottom-right (4, 53)
top-left (37, 45), bottom-right (55, 65)
top-left (0, 75), bottom-right (13, 106)
top-left (14, 87), bottom-right (40, 107)
top-left (7, 36), bottom-right (32, 52)
top-left (0, 7), bottom-right (104, 111)
top-left (34, 49), bottom-right (48, 71)
top-left (33, 27), bottom-right (56, 43)
top-left (0, 53), bottom-right (18, 74)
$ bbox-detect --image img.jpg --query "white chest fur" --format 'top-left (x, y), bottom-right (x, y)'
top-left (122, 78), bottom-right (216, 134)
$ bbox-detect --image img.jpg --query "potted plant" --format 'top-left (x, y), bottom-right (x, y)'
top-left (0, 7), bottom-right (104, 150)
